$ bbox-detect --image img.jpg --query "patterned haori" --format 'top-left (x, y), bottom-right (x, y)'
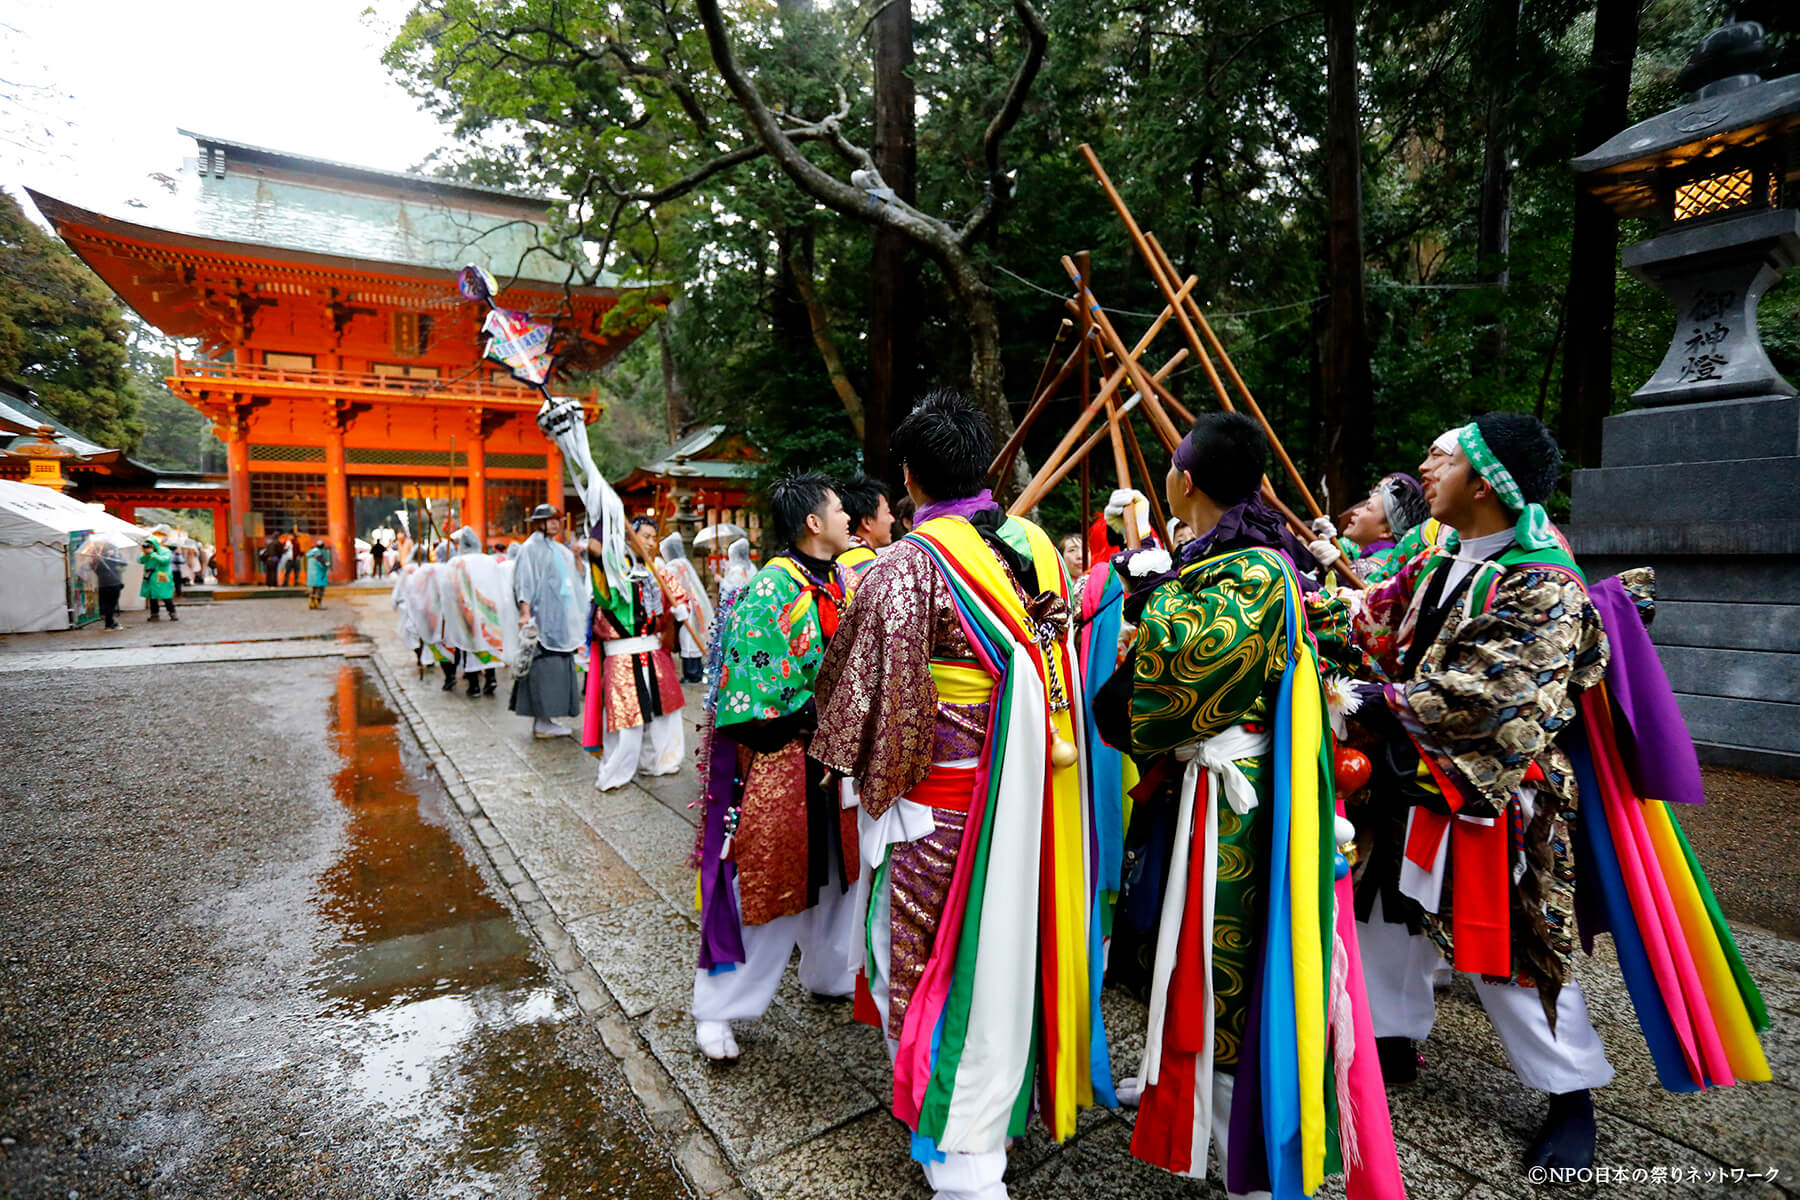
top-left (583, 562), bottom-right (685, 749)
top-left (697, 555), bottom-right (861, 951)
top-left (1352, 536), bottom-right (1608, 1007)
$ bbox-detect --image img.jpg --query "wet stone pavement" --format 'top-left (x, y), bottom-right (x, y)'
top-left (4, 591), bottom-right (1799, 1199)
top-left (0, 626), bottom-right (691, 1199)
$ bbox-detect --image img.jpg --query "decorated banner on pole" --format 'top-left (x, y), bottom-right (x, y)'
top-left (457, 263), bottom-right (634, 615)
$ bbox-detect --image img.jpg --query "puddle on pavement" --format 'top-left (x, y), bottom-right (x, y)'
top-left (307, 664), bottom-right (689, 1198)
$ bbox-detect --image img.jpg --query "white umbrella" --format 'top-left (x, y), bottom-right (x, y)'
top-left (694, 522), bottom-right (747, 549)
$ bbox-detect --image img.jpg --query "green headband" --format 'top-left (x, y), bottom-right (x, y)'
top-left (1453, 422), bottom-right (1557, 550)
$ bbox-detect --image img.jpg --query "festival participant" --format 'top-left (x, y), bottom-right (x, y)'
top-left (1096, 412), bottom-right (1401, 1197)
top-left (837, 473), bottom-right (895, 579)
top-left (691, 473), bottom-right (860, 1061)
top-left (510, 504), bottom-right (587, 739)
top-left (304, 536), bottom-right (330, 609)
top-left (812, 390), bottom-right (1101, 1200)
top-left (584, 516), bottom-right (687, 788)
top-left (139, 534), bottom-right (177, 622)
top-left (718, 538), bottom-right (755, 597)
top-left (1058, 532), bottom-right (1087, 583)
top-left (1307, 473), bottom-right (1431, 585)
top-left (659, 532), bottom-right (715, 684)
top-left (1347, 412), bottom-right (1613, 1172)
top-left (442, 526), bottom-right (513, 697)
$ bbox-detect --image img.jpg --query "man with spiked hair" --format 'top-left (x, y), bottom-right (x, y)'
top-left (1348, 411), bottom-right (1614, 1173)
top-left (813, 390), bottom-right (1102, 1200)
top-left (690, 472), bottom-right (861, 1061)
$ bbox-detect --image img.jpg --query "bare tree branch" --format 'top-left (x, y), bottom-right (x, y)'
top-left (960, 0), bottom-right (1048, 247)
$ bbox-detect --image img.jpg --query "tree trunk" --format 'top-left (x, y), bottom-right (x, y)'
top-left (787, 235), bottom-right (866, 438)
top-left (1474, 0), bottom-right (1521, 375)
top-left (658, 312), bottom-right (695, 441)
top-left (948, 259), bottom-right (1028, 498)
top-left (867, 0), bottom-right (917, 484)
top-left (1320, 0), bottom-right (1374, 509)
top-left (1559, 0), bottom-right (1641, 469)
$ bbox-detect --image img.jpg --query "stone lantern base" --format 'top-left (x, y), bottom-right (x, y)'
top-left (1570, 393), bottom-right (1800, 776)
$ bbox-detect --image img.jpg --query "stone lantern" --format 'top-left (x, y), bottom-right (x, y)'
top-left (1569, 19), bottom-right (1800, 776)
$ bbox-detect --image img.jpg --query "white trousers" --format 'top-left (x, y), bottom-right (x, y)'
top-left (595, 711), bottom-right (685, 791)
top-left (1357, 894), bottom-right (1614, 1094)
top-left (691, 868), bottom-right (858, 1022)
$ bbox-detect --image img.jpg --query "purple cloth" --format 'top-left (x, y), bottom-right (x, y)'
top-left (913, 488), bottom-right (996, 526)
top-left (1227, 937), bottom-right (1271, 1195)
top-left (697, 730), bottom-right (748, 970)
top-left (1589, 575), bottom-right (1705, 808)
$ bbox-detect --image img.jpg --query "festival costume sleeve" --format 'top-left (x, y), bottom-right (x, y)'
top-left (1380, 568), bottom-right (1605, 819)
top-left (811, 544), bottom-right (943, 816)
top-left (716, 562), bottom-right (823, 728)
top-left (1348, 554), bottom-right (1425, 676)
top-left (1130, 555), bottom-right (1287, 756)
top-left (1302, 587), bottom-right (1376, 678)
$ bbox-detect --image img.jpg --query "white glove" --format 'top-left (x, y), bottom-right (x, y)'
top-left (1334, 585), bottom-right (1366, 620)
top-left (1308, 538), bottom-right (1342, 568)
top-left (1309, 516), bottom-right (1338, 539)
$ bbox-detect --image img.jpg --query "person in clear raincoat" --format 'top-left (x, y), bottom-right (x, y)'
top-left (719, 537), bottom-right (755, 598)
top-left (509, 504), bottom-right (587, 738)
top-left (442, 525), bottom-right (517, 698)
top-left (659, 531), bottom-right (715, 683)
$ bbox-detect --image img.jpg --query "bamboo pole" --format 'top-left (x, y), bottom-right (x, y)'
top-left (1062, 256), bottom-right (1184, 452)
top-left (988, 334), bottom-right (1083, 483)
top-left (1122, 413), bottom-right (1170, 543)
top-left (1009, 281), bottom-right (1192, 509)
top-left (1146, 231), bottom-right (1326, 522)
top-left (1013, 345), bottom-right (1185, 514)
top-left (1078, 144), bottom-right (1239, 419)
top-left (1012, 395), bottom-right (1145, 515)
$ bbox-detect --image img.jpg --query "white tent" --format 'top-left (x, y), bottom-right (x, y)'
top-left (0, 480), bottom-right (148, 633)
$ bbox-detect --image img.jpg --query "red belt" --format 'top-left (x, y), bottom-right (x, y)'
top-left (909, 764), bottom-right (979, 812)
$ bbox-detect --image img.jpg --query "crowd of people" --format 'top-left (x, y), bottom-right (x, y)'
top-left (387, 391), bottom-right (1769, 1200)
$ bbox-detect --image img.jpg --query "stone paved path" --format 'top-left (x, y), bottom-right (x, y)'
top-left (343, 593), bottom-right (1798, 1200)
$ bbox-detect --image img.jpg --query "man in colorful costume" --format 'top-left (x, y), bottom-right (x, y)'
top-left (837, 473), bottom-right (896, 580)
top-left (584, 516), bottom-right (687, 788)
top-left (1307, 473), bottom-right (1432, 586)
top-left (1347, 412), bottom-right (1614, 1171)
top-left (692, 474), bottom-right (860, 1061)
top-left (1096, 413), bottom-right (1402, 1199)
top-left (812, 390), bottom-right (1102, 1200)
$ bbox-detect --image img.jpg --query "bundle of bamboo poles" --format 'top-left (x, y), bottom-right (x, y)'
top-left (987, 147), bottom-right (1365, 588)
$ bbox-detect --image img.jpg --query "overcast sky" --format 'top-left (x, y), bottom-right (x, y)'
top-left (1, 0), bottom-right (447, 220)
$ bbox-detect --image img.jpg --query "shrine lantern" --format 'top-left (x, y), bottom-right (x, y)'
top-left (1572, 19), bottom-right (1800, 405)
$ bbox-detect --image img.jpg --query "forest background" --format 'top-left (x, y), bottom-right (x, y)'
top-left (5, 0), bottom-right (1795, 535)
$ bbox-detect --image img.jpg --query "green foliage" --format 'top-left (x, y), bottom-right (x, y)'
top-left (385, 0), bottom-right (1792, 511)
top-left (124, 330), bottom-right (222, 472)
top-left (0, 189), bottom-right (145, 452)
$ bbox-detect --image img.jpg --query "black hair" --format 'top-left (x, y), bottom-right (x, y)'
top-left (630, 515), bottom-right (658, 534)
top-left (837, 474), bottom-right (892, 529)
top-left (1175, 411), bottom-right (1265, 507)
top-left (769, 471), bottom-right (839, 546)
top-left (1473, 411), bottom-right (1560, 505)
top-left (891, 389), bottom-right (993, 501)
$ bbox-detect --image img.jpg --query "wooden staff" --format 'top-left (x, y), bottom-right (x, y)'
top-left (1080, 252), bottom-right (1140, 553)
top-left (989, 326), bottom-right (1082, 484)
top-left (1121, 413), bottom-right (1171, 543)
top-left (1011, 392), bottom-right (1150, 515)
top-left (1062, 256), bottom-right (1185, 452)
top-left (1146, 231), bottom-right (1325, 523)
top-left (1013, 347), bottom-right (1186, 514)
top-left (1009, 280), bottom-right (1193, 510)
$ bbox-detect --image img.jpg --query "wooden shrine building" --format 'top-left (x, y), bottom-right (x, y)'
top-left (30, 131), bottom-right (653, 582)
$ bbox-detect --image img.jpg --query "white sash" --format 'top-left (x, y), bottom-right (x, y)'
top-left (1138, 723), bottom-right (1270, 1178)
top-left (602, 634), bottom-right (660, 657)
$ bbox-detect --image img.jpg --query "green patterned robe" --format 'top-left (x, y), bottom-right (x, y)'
top-left (1129, 547), bottom-right (1290, 1066)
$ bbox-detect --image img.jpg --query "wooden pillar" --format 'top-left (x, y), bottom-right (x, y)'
top-left (466, 410), bottom-right (488, 545)
top-left (324, 403), bottom-right (352, 583)
top-left (544, 440), bottom-right (564, 518)
top-left (226, 410), bottom-right (252, 584)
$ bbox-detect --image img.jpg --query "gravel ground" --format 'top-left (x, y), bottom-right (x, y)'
top-left (0, 659), bottom-right (690, 1200)
top-left (1682, 767), bottom-right (1800, 939)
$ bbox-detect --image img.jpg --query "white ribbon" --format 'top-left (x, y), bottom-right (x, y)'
top-left (602, 634), bottom-right (660, 657)
top-left (1138, 724), bottom-right (1271, 1179)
